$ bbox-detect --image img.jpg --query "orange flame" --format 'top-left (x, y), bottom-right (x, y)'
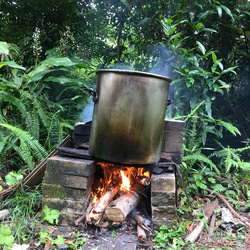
top-left (91, 163), bottom-right (151, 203)
top-left (120, 170), bottom-right (131, 191)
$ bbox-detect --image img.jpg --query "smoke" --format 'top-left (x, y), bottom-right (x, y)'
top-left (80, 100), bottom-right (94, 123)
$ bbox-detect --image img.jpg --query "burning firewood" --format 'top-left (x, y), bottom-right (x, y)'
top-left (136, 176), bottom-right (150, 186)
top-left (90, 186), bottom-right (119, 222)
top-left (105, 191), bottom-right (140, 222)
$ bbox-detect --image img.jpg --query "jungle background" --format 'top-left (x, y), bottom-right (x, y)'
top-left (0, 0), bottom-right (250, 249)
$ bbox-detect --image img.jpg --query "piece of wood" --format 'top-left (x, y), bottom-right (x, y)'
top-left (56, 146), bottom-right (94, 160)
top-left (185, 199), bottom-right (219, 243)
top-left (137, 224), bottom-right (146, 243)
top-left (86, 198), bottom-right (94, 224)
top-left (0, 209), bottom-right (9, 220)
top-left (206, 188), bottom-right (250, 227)
top-left (136, 176), bottom-right (150, 186)
top-left (105, 191), bottom-right (140, 222)
top-left (90, 186), bottom-right (119, 222)
top-left (130, 210), bottom-right (150, 231)
top-left (207, 211), bottom-right (216, 243)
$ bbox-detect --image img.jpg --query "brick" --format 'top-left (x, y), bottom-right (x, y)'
top-left (161, 142), bottom-right (184, 154)
top-left (42, 197), bottom-right (86, 215)
top-left (162, 131), bottom-right (184, 144)
top-left (151, 191), bottom-right (176, 207)
top-left (43, 183), bottom-right (87, 201)
top-left (164, 119), bottom-right (185, 132)
top-left (44, 171), bottom-right (92, 189)
top-left (151, 205), bottom-right (177, 222)
top-left (46, 155), bottom-right (96, 177)
top-left (151, 172), bottom-right (176, 192)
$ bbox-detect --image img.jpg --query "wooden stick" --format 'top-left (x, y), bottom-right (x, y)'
top-left (207, 212), bottom-right (216, 243)
top-left (130, 209), bottom-right (151, 231)
top-left (90, 186), bottom-right (119, 222)
top-left (105, 191), bottom-right (140, 222)
top-left (86, 198), bottom-right (94, 224)
top-left (206, 188), bottom-right (250, 227)
top-left (137, 224), bottom-right (146, 243)
top-left (75, 214), bottom-right (86, 226)
top-left (185, 199), bottom-right (219, 243)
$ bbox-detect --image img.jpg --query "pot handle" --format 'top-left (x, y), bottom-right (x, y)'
top-left (89, 88), bottom-right (98, 102)
top-left (167, 100), bottom-right (173, 106)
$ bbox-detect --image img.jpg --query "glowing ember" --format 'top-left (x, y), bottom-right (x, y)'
top-left (120, 170), bottom-right (131, 191)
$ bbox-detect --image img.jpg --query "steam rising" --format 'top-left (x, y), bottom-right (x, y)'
top-left (80, 100), bottom-right (94, 123)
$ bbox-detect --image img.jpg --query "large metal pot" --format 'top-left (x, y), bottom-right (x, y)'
top-left (89, 69), bottom-right (171, 164)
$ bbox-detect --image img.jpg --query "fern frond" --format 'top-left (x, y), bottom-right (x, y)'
top-left (183, 153), bottom-right (220, 174)
top-left (0, 91), bottom-right (33, 128)
top-left (0, 123), bottom-right (47, 168)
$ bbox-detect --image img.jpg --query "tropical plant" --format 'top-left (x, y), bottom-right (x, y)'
top-left (0, 42), bottom-right (92, 171)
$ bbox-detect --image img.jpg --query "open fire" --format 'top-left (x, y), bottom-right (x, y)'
top-left (91, 162), bottom-right (151, 203)
top-left (85, 162), bottom-right (151, 231)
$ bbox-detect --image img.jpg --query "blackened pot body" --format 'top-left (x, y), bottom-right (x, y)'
top-left (89, 69), bottom-right (171, 164)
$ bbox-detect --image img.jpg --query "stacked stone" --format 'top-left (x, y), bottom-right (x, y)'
top-left (42, 155), bottom-right (95, 226)
top-left (151, 119), bottom-right (185, 230)
top-left (151, 171), bottom-right (177, 230)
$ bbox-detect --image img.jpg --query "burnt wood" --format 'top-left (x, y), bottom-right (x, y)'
top-left (56, 146), bottom-right (94, 160)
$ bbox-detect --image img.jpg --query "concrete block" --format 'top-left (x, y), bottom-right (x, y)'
top-left (161, 142), bottom-right (184, 154)
top-left (151, 205), bottom-right (177, 230)
top-left (43, 183), bottom-right (87, 201)
top-left (46, 155), bottom-right (96, 177)
top-left (164, 119), bottom-right (185, 132)
top-left (42, 197), bottom-right (86, 215)
top-left (151, 172), bottom-right (176, 192)
top-left (151, 191), bottom-right (176, 207)
top-left (44, 171), bottom-right (91, 189)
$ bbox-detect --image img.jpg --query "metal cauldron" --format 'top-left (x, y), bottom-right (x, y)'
top-left (89, 69), bottom-right (171, 164)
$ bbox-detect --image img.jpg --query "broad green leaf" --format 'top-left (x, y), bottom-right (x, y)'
top-left (0, 224), bottom-right (11, 236)
top-left (221, 5), bottom-right (235, 21)
top-left (196, 23), bottom-right (202, 30)
top-left (169, 27), bottom-right (176, 36)
top-left (201, 28), bottom-right (217, 33)
top-left (216, 6), bottom-right (222, 18)
top-left (0, 61), bottom-right (26, 70)
top-left (167, 18), bottom-right (172, 25)
top-left (196, 41), bottom-right (206, 55)
top-left (5, 171), bottom-right (23, 186)
top-left (42, 57), bottom-right (75, 67)
top-left (221, 66), bottom-right (237, 75)
top-left (212, 51), bottom-right (217, 63)
top-left (0, 42), bottom-right (9, 54)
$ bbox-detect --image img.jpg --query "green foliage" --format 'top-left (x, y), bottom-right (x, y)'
top-left (153, 223), bottom-right (188, 249)
top-left (0, 43), bottom-right (92, 171)
top-left (39, 230), bottom-right (66, 246)
top-left (210, 142), bottom-right (250, 173)
top-left (69, 232), bottom-right (87, 249)
top-left (5, 171), bottom-right (23, 186)
top-left (1, 185), bottom-right (42, 243)
top-left (43, 205), bottom-right (60, 225)
top-left (0, 224), bottom-right (14, 250)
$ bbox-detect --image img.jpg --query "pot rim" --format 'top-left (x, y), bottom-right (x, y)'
top-left (96, 69), bottom-right (172, 82)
